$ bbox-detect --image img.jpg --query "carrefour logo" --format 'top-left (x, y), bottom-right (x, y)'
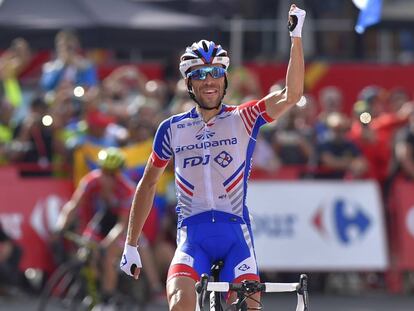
top-left (313, 198), bottom-right (371, 245)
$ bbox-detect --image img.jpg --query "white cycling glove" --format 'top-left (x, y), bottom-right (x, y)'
top-left (288, 6), bottom-right (306, 38)
top-left (120, 244), bottom-right (142, 277)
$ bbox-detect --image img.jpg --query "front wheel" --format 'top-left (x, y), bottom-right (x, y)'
top-left (37, 260), bottom-right (93, 311)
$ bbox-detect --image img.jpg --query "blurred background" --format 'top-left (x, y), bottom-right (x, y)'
top-left (0, 0), bottom-right (414, 310)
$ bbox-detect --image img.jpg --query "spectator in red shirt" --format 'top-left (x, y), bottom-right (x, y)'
top-left (348, 86), bottom-right (413, 188)
top-left (391, 108), bottom-right (414, 181)
top-left (348, 100), bottom-right (390, 183)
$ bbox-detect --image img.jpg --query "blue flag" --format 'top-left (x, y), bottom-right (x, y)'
top-left (353, 0), bottom-right (383, 34)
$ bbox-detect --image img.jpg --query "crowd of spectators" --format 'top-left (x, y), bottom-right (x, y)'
top-left (1, 30), bottom-right (414, 296)
top-left (1, 35), bottom-right (413, 188)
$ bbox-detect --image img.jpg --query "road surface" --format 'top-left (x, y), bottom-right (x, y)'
top-left (1, 292), bottom-right (414, 310)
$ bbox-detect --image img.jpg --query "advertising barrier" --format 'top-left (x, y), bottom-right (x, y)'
top-left (248, 181), bottom-right (389, 271)
top-left (389, 178), bottom-right (414, 270)
top-left (0, 166), bottom-right (72, 272)
top-left (0, 167), bottom-right (406, 274)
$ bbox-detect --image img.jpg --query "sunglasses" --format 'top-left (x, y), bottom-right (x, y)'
top-left (186, 66), bottom-right (227, 80)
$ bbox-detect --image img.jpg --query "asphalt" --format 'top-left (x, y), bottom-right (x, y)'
top-left (1, 292), bottom-right (414, 311)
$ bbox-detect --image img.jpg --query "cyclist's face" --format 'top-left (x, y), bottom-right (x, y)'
top-left (188, 65), bottom-right (225, 109)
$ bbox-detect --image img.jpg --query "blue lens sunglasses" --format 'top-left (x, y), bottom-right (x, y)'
top-left (186, 66), bottom-right (227, 80)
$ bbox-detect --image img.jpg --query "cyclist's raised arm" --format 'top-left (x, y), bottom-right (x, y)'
top-left (262, 4), bottom-right (305, 121)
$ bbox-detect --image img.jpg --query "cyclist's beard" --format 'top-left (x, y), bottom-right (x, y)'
top-left (196, 92), bottom-right (223, 110)
top-left (188, 81), bottom-right (225, 111)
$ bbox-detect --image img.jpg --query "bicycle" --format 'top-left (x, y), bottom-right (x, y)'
top-left (37, 231), bottom-right (149, 311)
top-left (195, 261), bottom-right (309, 311)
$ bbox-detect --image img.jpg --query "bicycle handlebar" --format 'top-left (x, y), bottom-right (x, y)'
top-left (63, 231), bottom-right (99, 250)
top-left (196, 274), bottom-right (309, 311)
top-left (206, 281), bottom-right (300, 293)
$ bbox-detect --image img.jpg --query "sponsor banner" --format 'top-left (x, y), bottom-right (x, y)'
top-left (390, 178), bottom-right (414, 270)
top-left (0, 166), bottom-right (72, 272)
top-left (248, 181), bottom-right (388, 271)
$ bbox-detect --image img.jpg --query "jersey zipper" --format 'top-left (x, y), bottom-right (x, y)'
top-left (202, 122), bottom-right (215, 222)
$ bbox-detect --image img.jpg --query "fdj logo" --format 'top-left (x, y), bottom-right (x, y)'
top-left (120, 254), bottom-right (127, 267)
top-left (183, 155), bottom-right (210, 168)
top-left (214, 151), bottom-right (233, 168)
top-left (238, 264), bottom-right (250, 272)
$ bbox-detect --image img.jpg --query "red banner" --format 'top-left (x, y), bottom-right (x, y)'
top-left (389, 177), bottom-right (414, 270)
top-left (246, 63), bottom-right (414, 115)
top-left (0, 166), bottom-right (73, 273)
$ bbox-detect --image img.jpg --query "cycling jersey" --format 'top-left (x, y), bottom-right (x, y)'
top-left (152, 100), bottom-right (273, 227)
top-left (78, 169), bottom-right (133, 240)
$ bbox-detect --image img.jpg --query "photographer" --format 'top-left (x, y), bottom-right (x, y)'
top-left (41, 30), bottom-right (97, 92)
top-left (10, 96), bottom-right (55, 175)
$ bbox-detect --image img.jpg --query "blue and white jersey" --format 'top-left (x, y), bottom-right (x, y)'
top-left (151, 100), bottom-right (274, 227)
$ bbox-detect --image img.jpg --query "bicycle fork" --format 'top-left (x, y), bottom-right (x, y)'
top-left (296, 274), bottom-right (309, 311)
top-left (195, 287), bottom-right (220, 311)
top-left (81, 266), bottom-right (99, 307)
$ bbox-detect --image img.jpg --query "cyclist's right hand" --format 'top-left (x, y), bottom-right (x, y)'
top-left (120, 244), bottom-right (142, 279)
top-left (48, 229), bottom-right (68, 265)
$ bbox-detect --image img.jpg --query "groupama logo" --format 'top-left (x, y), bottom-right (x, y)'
top-left (196, 130), bottom-right (215, 140)
top-left (313, 198), bottom-right (371, 245)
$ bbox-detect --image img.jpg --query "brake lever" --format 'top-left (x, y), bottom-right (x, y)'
top-left (196, 273), bottom-right (209, 309)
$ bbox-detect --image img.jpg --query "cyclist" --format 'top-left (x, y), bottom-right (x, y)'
top-left (121, 4), bottom-right (306, 310)
top-left (55, 147), bottom-right (164, 310)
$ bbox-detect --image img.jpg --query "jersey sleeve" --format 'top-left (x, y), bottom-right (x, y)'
top-left (237, 100), bottom-right (274, 136)
top-left (151, 118), bottom-right (173, 168)
top-left (78, 171), bottom-right (97, 192)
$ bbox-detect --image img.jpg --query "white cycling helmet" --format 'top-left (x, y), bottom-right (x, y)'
top-left (179, 39), bottom-right (230, 79)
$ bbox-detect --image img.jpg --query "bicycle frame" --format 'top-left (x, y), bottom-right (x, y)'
top-left (196, 274), bottom-right (309, 311)
top-left (39, 231), bottom-right (147, 311)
